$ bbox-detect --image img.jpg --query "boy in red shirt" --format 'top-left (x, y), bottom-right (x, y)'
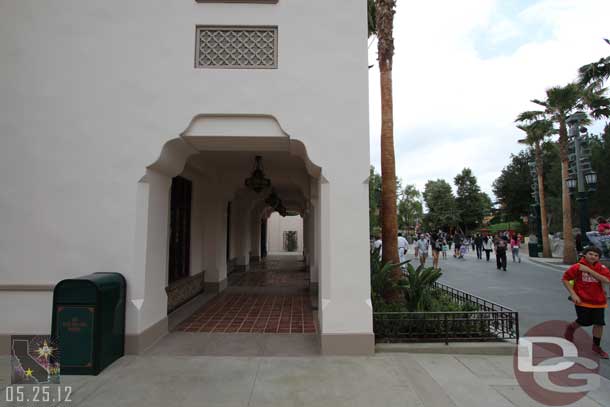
top-left (563, 246), bottom-right (610, 359)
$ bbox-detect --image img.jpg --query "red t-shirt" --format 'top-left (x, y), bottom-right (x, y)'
top-left (563, 259), bottom-right (610, 308)
top-left (598, 223), bottom-right (610, 234)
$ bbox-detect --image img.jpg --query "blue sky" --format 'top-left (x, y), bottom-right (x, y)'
top-left (368, 0), bottom-right (610, 201)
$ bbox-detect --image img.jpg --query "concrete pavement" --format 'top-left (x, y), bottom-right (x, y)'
top-left (1, 349), bottom-right (609, 406)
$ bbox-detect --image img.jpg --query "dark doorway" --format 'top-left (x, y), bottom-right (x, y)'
top-left (168, 176), bottom-right (192, 284)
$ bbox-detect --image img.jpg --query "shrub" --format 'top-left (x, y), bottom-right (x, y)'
top-left (399, 263), bottom-right (443, 312)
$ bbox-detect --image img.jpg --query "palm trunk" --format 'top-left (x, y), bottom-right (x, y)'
top-left (558, 120), bottom-right (576, 264)
top-left (535, 142), bottom-right (551, 258)
top-left (376, 0), bottom-right (400, 302)
top-left (379, 57), bottom-right (399, 268)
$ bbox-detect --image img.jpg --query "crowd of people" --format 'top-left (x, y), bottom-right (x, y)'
top-left (371, 230), bottom-right (525, 271)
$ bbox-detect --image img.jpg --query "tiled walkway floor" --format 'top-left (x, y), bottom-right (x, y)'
top-left (177, 255), bottom-right (316, 334)
top-left (176, 293), bottom-right (317, 333)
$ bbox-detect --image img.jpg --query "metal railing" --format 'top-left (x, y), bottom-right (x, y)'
top-left (373, 283), bottom-right (519, 344)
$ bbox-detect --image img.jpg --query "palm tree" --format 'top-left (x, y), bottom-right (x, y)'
top-left (518, 84), bottom-right (582, 264)
top-left (370, 1), bottom-right (399, 271)
top-left (515, 117), bottom-right (554, 258)
top-left (578, 39), bottom-right (610, 90)
top-left (520, 84), bottom-right (610, 263)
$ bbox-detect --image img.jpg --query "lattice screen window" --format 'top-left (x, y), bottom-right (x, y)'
top-left (195, 26), bottom-right (278, 69)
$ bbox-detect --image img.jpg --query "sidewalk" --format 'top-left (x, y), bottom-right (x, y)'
top-left (525, 255), bottom-right (567, 271)
top-left (2, 347), bottom-right (608, 407)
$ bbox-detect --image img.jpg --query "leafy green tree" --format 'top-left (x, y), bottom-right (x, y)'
top-left (589, 124), bottom-right (610, 217)
top-left (369, 166), bottom-right (382, 236)
top-left (397, 184), bottom-right (423, 231)
top-left (479, 192), bottom-right (493, 217)
top-left (454, 168), bottom-right (486, 232)
top-left (492, 151), bottom-right (533, 219)
top-left (423, 180), bottom-right (459, 231)
top-left (367, 0), bottom-right (377, 37)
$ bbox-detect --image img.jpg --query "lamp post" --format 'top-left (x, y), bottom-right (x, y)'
top-left (566, 112), bottom-right (598, 248)
top-left (528, 160), bottom-right (543, 255)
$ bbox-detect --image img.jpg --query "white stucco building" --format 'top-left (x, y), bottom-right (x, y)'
top-left (0, 0), bottom-right (372, 355)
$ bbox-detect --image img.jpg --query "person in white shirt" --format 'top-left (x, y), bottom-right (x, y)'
top-left (417, 235), bottom-right (429, 266)
top-left (482, 235), bottom-right (494, 262)
top-left (398, 233), bottom-right (409, 265)
top-left (373, 235), bottom-right (382, 258)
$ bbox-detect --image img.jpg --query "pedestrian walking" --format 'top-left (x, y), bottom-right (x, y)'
top-left (597, 217), bottom-right (610, 235)
top-left (441, 239), bottom-right (448, 259)
top-left (453, 234), bottom-right (462, 258)
top-left (416, 234), bottom-right (429, 266)
top-left (563, 246), bottom-right (610, 359)
top-left (482, 235), bottom-right (493, 261)
top-left (373, 235), bottom-right (382, 258)
top-left (510, 235), bottom-right (521, 263)
top-left (494, 234), bottom-right (508, 271)
top-left (431, 233), bottom-right (442, 269)
top-left (397, 233), bottom-right (409, 265)
top-left (474, 234), bottom-right (483, 260)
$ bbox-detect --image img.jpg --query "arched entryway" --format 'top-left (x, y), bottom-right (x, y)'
top-left (129, 115), bottom-right (325, 354)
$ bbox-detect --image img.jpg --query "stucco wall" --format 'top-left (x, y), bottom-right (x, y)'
top-left (0, 0), bottom-right (371, 339)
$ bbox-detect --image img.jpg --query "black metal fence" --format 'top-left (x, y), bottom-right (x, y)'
top-left (373, 282), bottom-right (519, 344)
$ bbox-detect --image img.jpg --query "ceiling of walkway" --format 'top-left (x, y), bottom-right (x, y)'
top-left (187, 150), bottom-right (310, 212)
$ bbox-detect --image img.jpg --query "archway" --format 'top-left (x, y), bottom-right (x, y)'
top-left (127, 115), bottom-right (323, 353)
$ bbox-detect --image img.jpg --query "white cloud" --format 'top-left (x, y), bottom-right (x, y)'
top-left (369, 0), bottom-right (610, 199)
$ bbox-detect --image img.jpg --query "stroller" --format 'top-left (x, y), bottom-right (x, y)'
top-left (459, 244), bottom-right (467, 259)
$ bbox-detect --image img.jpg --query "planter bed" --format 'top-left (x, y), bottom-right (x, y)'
top-left (373, 282), bottom-right (519, 344)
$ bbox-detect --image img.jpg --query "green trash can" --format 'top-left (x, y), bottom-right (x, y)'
top-left (51, 272), bottom-right (126, 375)
top-left (528, 242), bottom-right (539, 258)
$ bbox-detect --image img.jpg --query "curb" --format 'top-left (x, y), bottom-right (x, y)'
top-left (527, 257), bottom-right (566, 271)
top-left (376, 341), bottom-right (517, 356)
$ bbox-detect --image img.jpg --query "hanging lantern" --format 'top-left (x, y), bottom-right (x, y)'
top-left (566, 177), bottom-right (577, 190)
top-left (585, 171), bottom-right (597, 191)
top-left (265, 189), bottom-right (280, 208)
top-left (245, 156), bottom-right (271, 193)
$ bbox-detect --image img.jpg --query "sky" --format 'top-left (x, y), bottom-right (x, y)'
top-left (368, 0), bottom-right (610, 201)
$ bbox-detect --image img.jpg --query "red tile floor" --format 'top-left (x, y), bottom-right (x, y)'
top-left (176, 255), bottom-right (317, 334)
top-left (177, 293), bottom-right (317, 333)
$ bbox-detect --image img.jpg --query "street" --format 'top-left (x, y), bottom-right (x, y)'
top-left (421, 247), bottom-right (610, 379)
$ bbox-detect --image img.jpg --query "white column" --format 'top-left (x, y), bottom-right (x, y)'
top-left (318, 175), bottom-right (373, 354)
top-left (233, 198), bottom-right (251, 269)
top-left (202, 188), bottom-right (228, 291)
top-left (127, 169), bottom-right (171, 337)
top-left (250, 207), bottom-right (262, 262)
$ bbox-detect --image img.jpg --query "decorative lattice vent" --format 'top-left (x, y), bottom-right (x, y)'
top-left (195, 26), bottom-right (278, 69)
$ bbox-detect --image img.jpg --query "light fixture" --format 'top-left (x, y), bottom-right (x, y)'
top-left (245, 156), bottom-right (271, 193)
top-left (585, 171), bottom-right (597, 191)
top-left (265, 189), bottom-right (280, 208)
top-left (566, 177), bottom-right (577, 190)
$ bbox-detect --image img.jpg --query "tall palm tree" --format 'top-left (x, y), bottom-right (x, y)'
top-left (515, 117), bottom-right (554, 258)
top-left (518, 84), bottom-right (582, 264)
top-left (520, 83), bottom-right (610, 263)
top-left (370, 1), bottom-right (399, 271)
